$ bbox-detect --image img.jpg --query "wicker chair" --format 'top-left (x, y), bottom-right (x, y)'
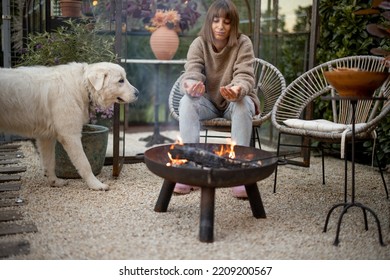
top-left (168, 58), bottom-right (286, 147)
top-left (271, 55), bottom-right (390, 198)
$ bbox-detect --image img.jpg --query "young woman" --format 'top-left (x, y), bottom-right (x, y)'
top-left (175, 0), bottom-right (260, 198)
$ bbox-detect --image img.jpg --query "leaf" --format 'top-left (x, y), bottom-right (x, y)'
top-left (370, 47), bottom-right (390, 55)
top-left (367, 23), bottom-right (390, 37)
top-left (382, 11), bottom-right (390, 20)
top-left (354, 8), bottom-right (381, 15)
top-left (379, 1), bottom-right (390, 9)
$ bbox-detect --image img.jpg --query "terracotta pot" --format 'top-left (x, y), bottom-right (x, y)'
top-left (55, 124), bottom-right (109, 178)
top-left (150, 26), bottom-right (180, 60)
top-left (60, 0), bottom-right (82, 17)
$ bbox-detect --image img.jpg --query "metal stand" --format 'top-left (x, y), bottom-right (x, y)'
top-left (120, 59), bottom-right (186, 147)
top-left (323, 99), bottom-right (385, 246)
top-left (139, 65), bottom-right (174, 147)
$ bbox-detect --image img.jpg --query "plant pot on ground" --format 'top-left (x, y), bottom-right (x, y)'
top-left (55, 124), bottom-right (109, 178)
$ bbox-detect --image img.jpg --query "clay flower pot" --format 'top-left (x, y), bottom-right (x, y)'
top-left (150, 26), bottom-right (180, 60)
top-left (60, 0), bottom-right (82, 17)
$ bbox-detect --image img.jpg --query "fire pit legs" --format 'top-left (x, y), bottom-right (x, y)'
top-left (154, 180), bottom-right (175, 212)
top-left (153, 180), bottom-right (267, 243)
top-left (245, 184), bottom-right (267, 218)
top-left (199, 187), bottom-right (215, 242)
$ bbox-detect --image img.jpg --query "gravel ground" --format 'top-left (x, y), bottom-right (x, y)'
top-left (1, 136), bottom-right (390, 260)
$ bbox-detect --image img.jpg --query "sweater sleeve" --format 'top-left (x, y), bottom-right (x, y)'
top-left (180, 37), bottom-right (206, 92)
top-left (228, 36), bottom-right (255, 100)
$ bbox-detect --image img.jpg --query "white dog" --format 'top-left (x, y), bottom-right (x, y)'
top-left (0, 62), bottom-right (139, 190)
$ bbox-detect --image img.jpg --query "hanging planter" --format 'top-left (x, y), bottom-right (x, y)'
top-left (150, 26), bottom-right (180, 60)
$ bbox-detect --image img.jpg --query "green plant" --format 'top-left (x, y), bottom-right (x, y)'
top-left (18, 18), bottom-right (116, 66)
top-left (316, 0), bottom-right (390, 167)
top-left (317, 0), bottom-right (374, 121)
top-left (316, 0), bottom-right (374, 133)
top-left (317, 0), bottom-right (374, 63)
top-left (354, 0), bottom-right (390, 167)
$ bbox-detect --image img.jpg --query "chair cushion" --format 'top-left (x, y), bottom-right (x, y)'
top-left (283, 119), bottom-right (348, 132)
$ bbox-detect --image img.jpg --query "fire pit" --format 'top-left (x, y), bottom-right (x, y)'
top-left (144, 143), bottom-right (278, 242)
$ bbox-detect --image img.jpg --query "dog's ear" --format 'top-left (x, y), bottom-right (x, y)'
top-left (88, 71), bottom-right (106, 91)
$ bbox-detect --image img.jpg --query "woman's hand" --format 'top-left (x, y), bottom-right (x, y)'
top-left (220, 85), bottom-right (241, 101)
top-left (184, 80), bottom-right (205, 97)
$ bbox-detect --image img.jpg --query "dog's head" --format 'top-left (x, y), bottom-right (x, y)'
top-left (85, 62), bottom-right (139, 108)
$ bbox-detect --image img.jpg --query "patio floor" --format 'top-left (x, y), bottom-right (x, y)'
top-left (0, 127), bottom-right (389, 260)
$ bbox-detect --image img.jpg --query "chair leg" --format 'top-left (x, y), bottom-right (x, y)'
top-left (374, 149), bottom-right (389, 199)
top-left (250, 127), bottom-right (260, 148)
top-left (344, 145), bottom-right (348, 203)
top-left (273, 132), bottom-right (282, 193)
top-left (320, 143), bottom-right (325, 185)
top-left (250, 128), bottom-right (255, 147)
top-left (204, 129), bottom-right (208, 143)
top-left (255, 127), bottom-right (261, 149)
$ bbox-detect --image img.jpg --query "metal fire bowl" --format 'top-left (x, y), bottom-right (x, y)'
top-left (144, 143), bottom-right (278, 187)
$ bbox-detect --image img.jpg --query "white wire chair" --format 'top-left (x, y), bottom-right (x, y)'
top-left (271, 55), bottom-right (390, 198)
top-left (168, 58), bottom-right (286, 147)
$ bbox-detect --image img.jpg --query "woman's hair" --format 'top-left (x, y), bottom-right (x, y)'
top-left (198, 0), bottom-right (240, 47)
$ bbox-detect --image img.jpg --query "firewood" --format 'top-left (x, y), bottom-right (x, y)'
top-left (169, 145), bottom-right (262, 169)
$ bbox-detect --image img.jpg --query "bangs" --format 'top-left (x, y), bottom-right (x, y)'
top-left (199, 0), bottom-right (240, 46)
top-left (213, 9), bottom-right (230, 20)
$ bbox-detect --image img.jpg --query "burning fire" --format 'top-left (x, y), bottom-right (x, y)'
top-left (167, 153), bottom-right (187, 166)
top-left (214, 140), bottom-right (236, 159)
top-left (167, 137), bottom-right (186, 166)
top-left (166, 138), bottom-right (237, 167)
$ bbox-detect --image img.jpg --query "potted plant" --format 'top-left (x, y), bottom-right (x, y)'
top-left (18, 18), bottom-right (117, 178)
top-left (147, 9), bottom-right (181, 60)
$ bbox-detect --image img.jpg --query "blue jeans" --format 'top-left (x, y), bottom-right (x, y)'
top-left (178, 94), bottom-right (255, 146)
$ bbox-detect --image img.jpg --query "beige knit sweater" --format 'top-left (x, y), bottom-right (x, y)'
top-left (180, 34), bottom-right (260, 115)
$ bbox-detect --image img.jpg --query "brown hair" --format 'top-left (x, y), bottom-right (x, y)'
top-left (198, 0), bottom-right (240, 48)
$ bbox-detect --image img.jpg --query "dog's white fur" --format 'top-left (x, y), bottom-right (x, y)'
top-left (0, 62), bottom-right (139, 190)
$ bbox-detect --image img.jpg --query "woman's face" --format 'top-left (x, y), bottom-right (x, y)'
top-left (211, 15), bottom-right (231, 43)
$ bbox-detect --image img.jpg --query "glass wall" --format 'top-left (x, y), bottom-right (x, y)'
top-left (257, 0), bottom-right (312, 84)
top-left (14, 0), bottom-right (314, 126)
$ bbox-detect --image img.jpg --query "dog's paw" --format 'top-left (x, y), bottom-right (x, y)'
top-left (50, 178), bottom-right (68, 187)
top-left (90, 182), bottom-right (109, 191)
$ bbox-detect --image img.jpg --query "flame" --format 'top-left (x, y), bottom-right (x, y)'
top-left (214, 140), bottom-right (236, 159)
top-left (166, 152), bottom-right (187, 166)
top-left (227, 139), bottom-right (236, 159)
top-left (170, 136), bottom-right (183, 147)
top-left (167, 136), bottom-right (187, 166)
